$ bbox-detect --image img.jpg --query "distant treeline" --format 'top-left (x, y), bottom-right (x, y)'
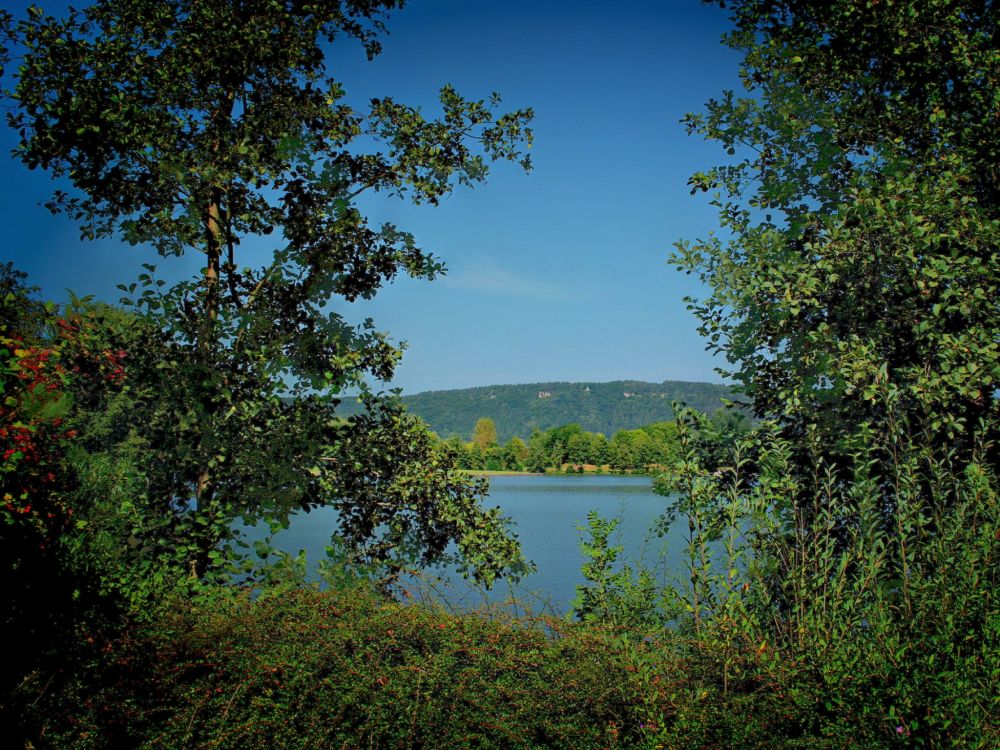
top-left (438, 409), bottom-right (750, 473)
top-left (341, 380), bottom-right (742, 443)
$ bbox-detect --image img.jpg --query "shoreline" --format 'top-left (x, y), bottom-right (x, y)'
top-left (458, 469), bottom-right (655, 478)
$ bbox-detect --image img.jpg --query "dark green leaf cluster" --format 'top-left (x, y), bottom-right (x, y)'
top-left (7, 0), bottom-right (534, 586)
top-left (657, 1), bottom-right (1000, 744)
top-left (676, 0), bottom-right (1000, 463)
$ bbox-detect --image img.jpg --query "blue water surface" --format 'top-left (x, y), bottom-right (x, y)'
top-left (264, 474), bottom-right (688, 615)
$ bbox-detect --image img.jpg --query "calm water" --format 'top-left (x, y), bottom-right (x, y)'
top-left (264, 474), bottom-right (687, 615)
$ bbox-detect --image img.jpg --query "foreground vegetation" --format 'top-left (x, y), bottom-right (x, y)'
top-left (4, 267), bottom-right (996, 747)
top-left (9, 582), bottom-right (789, 750)
top-left (9, 475), bottom-right (997, 749)
top-left (3, 0), bottom-right (999, 747)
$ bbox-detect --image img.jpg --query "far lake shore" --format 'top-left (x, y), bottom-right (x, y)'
top-left (459, 468), bottom-right (657, 478)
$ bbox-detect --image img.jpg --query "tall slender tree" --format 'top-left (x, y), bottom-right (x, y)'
top-left (9, 0), bottom-right (533, 583)
top-left (471, 417), bottom-right (498, 450)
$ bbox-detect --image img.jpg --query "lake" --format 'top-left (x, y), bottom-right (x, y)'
top-left (264, 474), bottom-right (688, 615)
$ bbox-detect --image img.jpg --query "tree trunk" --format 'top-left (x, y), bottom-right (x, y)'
top-left (202, 188), bottom-right (224, 346)
top-left (191, 188), bottom-right (225, 578)
top-left (191, 89), bottom-right (236, 577)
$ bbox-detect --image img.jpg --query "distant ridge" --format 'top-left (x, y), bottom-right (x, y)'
top-left (345, 380), bottom-right (740, 442)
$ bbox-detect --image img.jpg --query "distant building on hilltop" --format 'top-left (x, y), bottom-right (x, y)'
top-left (538, 391), bottom-right (552, 398)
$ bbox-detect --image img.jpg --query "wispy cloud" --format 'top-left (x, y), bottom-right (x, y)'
top-left (442, 255), bottom-right (569, 300)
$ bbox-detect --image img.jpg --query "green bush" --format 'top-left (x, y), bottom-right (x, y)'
top-left (20, 587), bottom-right (622, 748)
top-left (17, 580), bottom-right (817, 749)
top-left (655, 411), bottom-right (1000, 748)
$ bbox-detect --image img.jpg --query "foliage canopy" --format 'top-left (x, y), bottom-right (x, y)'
top-left (9, 0), bottom-right (534, 584)
top-left (675, 0), bottom-right (1000, 459)
top-left (662, 1), bottom-right (1000, 743)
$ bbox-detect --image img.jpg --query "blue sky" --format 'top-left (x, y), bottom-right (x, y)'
top-left (1, 0), bottom-right (744, 393)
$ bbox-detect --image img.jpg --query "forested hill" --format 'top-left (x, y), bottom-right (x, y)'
top-left (347, 380), bottom-right (740, 442)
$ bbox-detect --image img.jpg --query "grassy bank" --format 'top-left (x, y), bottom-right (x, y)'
top-left (459, 468), bottom-right (540, 476)
top-left (460, 467), bottom-right (655, 477)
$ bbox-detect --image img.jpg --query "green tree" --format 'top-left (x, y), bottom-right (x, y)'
top-left (0, 278), bottom-right (158, 741)
top-left (501, 436), bottom-right (528, 470)
top-left (660, 3), bottom-right (1000, 744)
top-left (465, 442), bottom-right (486, 471)
top-left (525, 429), bottom-right (550, 473)
top-left (675, 0), bottom-right (1000, 463)
top-left (588, 433), bottom-right (610, 466)
top-left (670, 0), bottom-right (1000, 589)
top-left (546, 423), bottom-right (583, 467)
top-left (565, 432), bottom-right (591, 466)
top-left (609, 430), bottom-right (638, 472)
top-left (471, 417), bottom-right (498, 450)
top-left (443, 435), bottom-right (470, 469)
top-left (9, 0), bottom-right (533, 585)
top-left (640, 420), bottom-right (679, 466)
